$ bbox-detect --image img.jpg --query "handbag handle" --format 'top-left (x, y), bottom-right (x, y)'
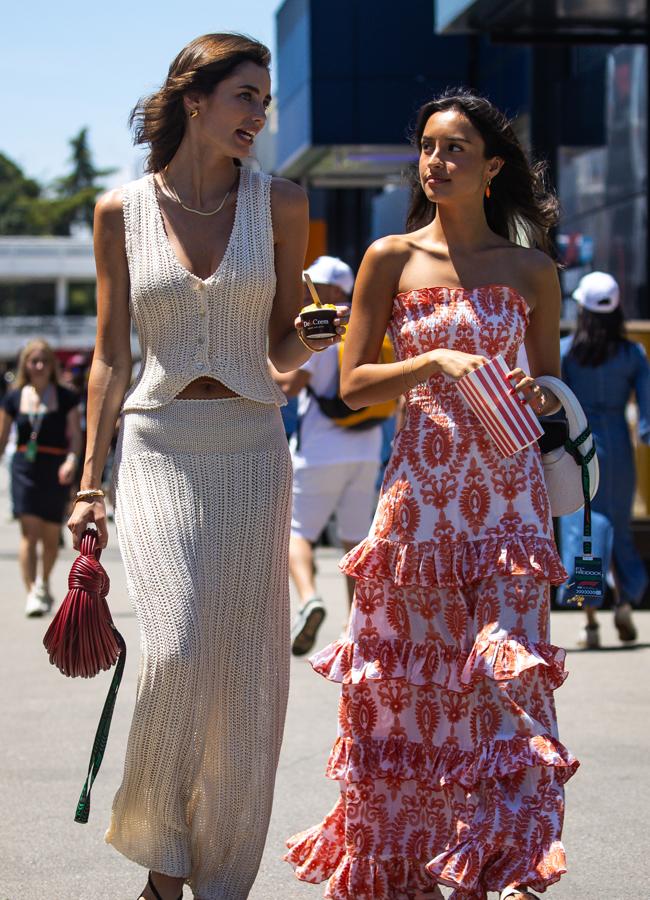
top-left (79, 528), bottom-right (101, 561)
top-left (535, 375), bottom-right (598, 499)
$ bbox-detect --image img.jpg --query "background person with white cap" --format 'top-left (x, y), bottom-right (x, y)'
top-left (272, 255), bottom-right (386, 655)
top-left (557, 270), bottom-right (650, 647)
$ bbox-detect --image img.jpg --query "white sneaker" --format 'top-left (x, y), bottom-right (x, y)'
top-left (25, 586), bottom-right (49, 617)
top-left (291, 597), bottom-right (326, 656)
top-left (33, 576), bottom-right (54, 611)
top-left (577, 623), bottom-right (601, 650)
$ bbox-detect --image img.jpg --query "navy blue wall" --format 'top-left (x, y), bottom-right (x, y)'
top-left (276, 0), bottom-right (471, 169)
top-left (308, 0), bottom-right (470, 145)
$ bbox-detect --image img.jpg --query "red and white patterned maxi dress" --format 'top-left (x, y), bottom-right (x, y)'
top-left (285, 285), bottom-right (578, 900)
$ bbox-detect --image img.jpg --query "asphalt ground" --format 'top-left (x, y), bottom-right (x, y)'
top-left (0, 463), bottom-right (648, 900)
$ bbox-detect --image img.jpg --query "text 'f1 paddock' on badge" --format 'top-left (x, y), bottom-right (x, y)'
top-left (565, 556), bottom-right (603, 607)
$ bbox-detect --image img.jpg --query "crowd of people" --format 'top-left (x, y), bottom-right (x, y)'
top-left (0, 29), bottom-right (647, 900)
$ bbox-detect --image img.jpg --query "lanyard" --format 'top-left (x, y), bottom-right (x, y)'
top-left (24, 384), bottom-right (54, 462)
top-left (564, 425), bottom-right (596, 556)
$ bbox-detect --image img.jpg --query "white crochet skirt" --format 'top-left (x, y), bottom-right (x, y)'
top-left (106, 397), bottom-right (292, 900)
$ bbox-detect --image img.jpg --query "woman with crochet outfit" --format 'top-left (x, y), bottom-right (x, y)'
top-left (67, 34), bottom-right (346, 900)
top-left (285, 91), bottom-right (577, 900)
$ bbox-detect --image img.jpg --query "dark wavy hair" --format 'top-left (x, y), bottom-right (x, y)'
top-left (569, 306), bottom-right (628, 367)
top-left (405, 89), bottom-right (559, 256)
top-left (129, 33), bottom-right (270, 173)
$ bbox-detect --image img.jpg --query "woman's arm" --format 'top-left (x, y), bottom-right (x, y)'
top-left (268, 178), bottom-right (346, 371)
top-left (340, 238), bottom-right (489, 410)
top-left (58, 404), bottom-right (83, 485)
top-left (269, 362), bottom-right (311, 398)
top-left (0, 406), bottom-right (13, 458)
top-left (510, 251), bottom-right (563, 415)
top-left (67, 189), bottom-right (133, 547)
top-left (632, 343), bottom-right (650, 445)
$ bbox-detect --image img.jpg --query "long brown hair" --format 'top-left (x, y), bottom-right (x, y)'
top-left (569, 306), bottom-right (628, 367)
top-left (405, 89), bottom-right (559, 256)
top-left (130, 33), bottom-right (271, 173)
top-left (15, 339), bottom-right (60, 389)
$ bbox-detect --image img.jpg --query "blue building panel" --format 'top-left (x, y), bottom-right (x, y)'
top-left (475, 40), bottom-right (531, 120)
top-left (436, 0), bottom-right (474, 32)
top-left (276, 0), bottom-right (312, 168)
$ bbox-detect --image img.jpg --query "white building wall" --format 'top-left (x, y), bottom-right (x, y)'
top-left (0, 237), bottom-right (142, 360)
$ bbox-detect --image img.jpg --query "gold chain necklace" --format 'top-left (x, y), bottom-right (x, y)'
top-left (160, 169), bottom-right (236, 216)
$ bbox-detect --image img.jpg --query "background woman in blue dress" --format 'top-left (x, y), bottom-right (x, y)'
top-left (558, 271), bottom-right (650, 647)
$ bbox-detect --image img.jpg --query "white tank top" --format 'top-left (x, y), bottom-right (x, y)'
top-left (121, 166), bottom-right (286, 411)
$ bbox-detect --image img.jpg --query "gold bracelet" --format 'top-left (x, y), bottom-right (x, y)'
top-left (402, 357), bottom-right (418, 390)
top-left (402, 360), bottom-right (410, 391)
top-left (74, 489), bottom-right (105, 504)
top-left (409, 357), bottom-right (418, 389)
top-left (297, 329), bottom-right (329, 353)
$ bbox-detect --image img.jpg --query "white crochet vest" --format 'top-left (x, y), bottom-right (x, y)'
top-left (121, 166), bottom-right (286, 411)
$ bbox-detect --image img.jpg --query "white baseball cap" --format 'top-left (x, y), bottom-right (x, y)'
top-left (572, 271), bottom-right (620, 313)
top-left (304, 256), bottom-right (354, 295)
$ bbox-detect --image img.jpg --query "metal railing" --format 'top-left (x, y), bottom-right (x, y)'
top-left (0, 316), bottom-right (139, 358)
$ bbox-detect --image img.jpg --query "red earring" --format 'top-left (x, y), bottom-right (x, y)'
top-left (485, 180), bottom-right (491, 199)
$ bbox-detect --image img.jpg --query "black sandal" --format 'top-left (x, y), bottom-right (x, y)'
top-left (147, 872), bottom-right (183, 900)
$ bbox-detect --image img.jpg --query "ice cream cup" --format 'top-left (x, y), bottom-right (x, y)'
top-left (299, 303), bottom-right (338, 339)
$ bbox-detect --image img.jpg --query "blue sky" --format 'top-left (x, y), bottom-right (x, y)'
top-left (1, 0), bottom-right (279, 187)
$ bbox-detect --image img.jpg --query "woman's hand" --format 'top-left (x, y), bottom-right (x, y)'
top-left (507, 367), bottom-right (556, 415)
top-left (58, 458), bottom-right (77, 486)
top-left (67, 498), bottom-right (109, 550)
top-left (294, 304), bottom-right (350, 351)
top-left (428, 349), bottom-right (490, 381)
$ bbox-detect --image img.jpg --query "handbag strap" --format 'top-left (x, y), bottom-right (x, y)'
top-left (74, 630), bottom-right (127, 823)
top-left (73, 527), bottom-right (125, 824)
top-left (564, 426), bottom-right (597, 556)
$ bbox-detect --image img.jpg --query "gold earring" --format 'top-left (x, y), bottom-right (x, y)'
top-left (190, 108), bottom-right (199, 119)
top-left (485, 179), bottom-right (491, 199)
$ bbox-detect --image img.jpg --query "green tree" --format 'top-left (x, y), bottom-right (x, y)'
top-left (0, 129), bottom-right (115, 236)
top-left (53, 127), bottom-right (116, 233)
top-left (0, 153), bottom-right (44, 234)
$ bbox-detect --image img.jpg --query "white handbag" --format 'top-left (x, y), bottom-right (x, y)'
top-left (535, 375), bottom-right (599, 517)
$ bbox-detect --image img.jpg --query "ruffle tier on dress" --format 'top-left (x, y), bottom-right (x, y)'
top-left (340, 532), bottom-right (567, 589)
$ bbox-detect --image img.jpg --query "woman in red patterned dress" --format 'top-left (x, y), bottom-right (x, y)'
top-left (285, 90), bottom-right (576, 900)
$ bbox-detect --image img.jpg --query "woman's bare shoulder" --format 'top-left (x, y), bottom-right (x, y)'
top-left (94, 188), bottom-right (128, 258)
top-left (363, 233), bottom-right (413, 267)
top-left (270, 177), bottom-right (308, 234)
top-left (515, 247), bottom-right (559, 299)
top-left (270, 176), bottom-right (308, 210)
top-left (492, 243), bottom-right (559, 309)
top-left (94, 188), bottom-right (125, 230)
top-left (511, 244), bottom-right (557, 274)
top-left (351, 235), bottom-right (413, 302)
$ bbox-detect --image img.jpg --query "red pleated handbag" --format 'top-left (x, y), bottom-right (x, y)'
top-left (43, 528), bottom-right (126, 823)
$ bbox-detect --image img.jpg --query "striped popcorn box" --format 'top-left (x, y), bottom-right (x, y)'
top-left (456, 355), bottom-right (544, 457)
